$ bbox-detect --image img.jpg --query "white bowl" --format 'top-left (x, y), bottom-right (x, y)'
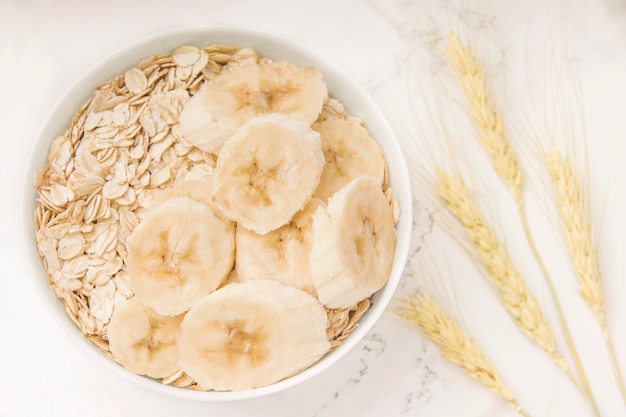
top-left (21, 26), bottom-right (413, 401)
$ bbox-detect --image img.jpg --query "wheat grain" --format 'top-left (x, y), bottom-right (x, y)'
top-left (397, 290), bottom-right (530, 416)
top-left (445, 32), bottom-right (523, 205)
top-left (435, 169), bottom-right (567, 371)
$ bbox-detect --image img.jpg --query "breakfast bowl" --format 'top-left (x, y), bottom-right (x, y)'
top-left (21, 26), bottom-right (412, 401)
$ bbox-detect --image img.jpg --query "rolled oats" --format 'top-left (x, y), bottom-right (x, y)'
top-left (102, 181), bottom-right (129, 200)
top-left (124, 68), bottom-right (148, 95)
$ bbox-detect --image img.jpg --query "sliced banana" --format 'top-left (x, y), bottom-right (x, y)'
top-left (309, 176), bottom-right (397, 309)
top-left (312, 117), bottom-right (386, 201)
top-left (220, 266), bottom-right (240, 288)
top-left (148, 179), bottom-right (213, 210)
top-left (211, 113), bottom-right (325, 235)
top-left (178, 279), bottom-right (330, 391)
top-left (235, 198), bottom-right (323, 295)
top-left (147, 177), bottom-right (231, 223)
top-left (179, 58), bottom-right (327, 155)
top-left (107, 297), bottom-right (184, 379)
top-left (126, 196), bottom-right (235, 316)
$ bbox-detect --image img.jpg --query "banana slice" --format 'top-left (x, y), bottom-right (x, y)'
top-left (148, 179), bottom-right (213, 210)
top-left (179, 58), bottom-right (327, 155)
top-left (107, 297), bottom-right (184, 379)
top-left (126, 196), bottom-right (235, 316)
top-left (235, 198), bottom-right (323, 295)
top-left (312, 117), bottom-right (386, 201)
top-left (147, 178), bottom-right (230, 223)
top-left (211, 113), bottom-right (325, 235)
top-left (220, 266), bottom-right (240, 288)
top-left (178, 279), bottom-right (330, 391)
top-left (309, 176), bottom-right (397, 309)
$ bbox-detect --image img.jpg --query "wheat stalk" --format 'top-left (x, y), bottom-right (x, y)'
top-left (445, 32), bottom-right (523, 205)
top-left (444, 32), bottom-right (601, 416)
top-left (546, 149), bottom-right (603, 319)
top-left (435, 169), bottom-right (568, 371)
top-left (546, 148), bottom-right (626, 403)
top-left (397, 290), bottom-right (531, 417)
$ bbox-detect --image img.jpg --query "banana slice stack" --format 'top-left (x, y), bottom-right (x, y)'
top-left (106, 51), bottom-right (398, 392)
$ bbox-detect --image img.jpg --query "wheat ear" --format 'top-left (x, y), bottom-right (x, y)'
top-left (445, 32), bottom-right (522, 205)
top-left (435, 170), bottom-right (568, 371)
top-left (546, 149), bottom-right (603, 317)
top-left (546, 148), bottom-right (626, 403)
top-left (397, 290), bottom-right (531, 417)
top-left (445, 33), bottom-right (601, 416)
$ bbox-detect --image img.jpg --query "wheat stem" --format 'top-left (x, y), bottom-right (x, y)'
top-left (604, 330), bottom-right (626, 404)
top-left (435, 170), bottom-right (567, 369)
top-left (445, 32), bottom-right (523, 205)
top-left (519, 204), bottom-right (599, 414)
top-left (546, 148), bottom-right (626, 405)
top-left (397, 290), bottom-right (531, 416)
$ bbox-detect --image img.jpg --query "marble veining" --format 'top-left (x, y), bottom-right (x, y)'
top-left (400, 342), bottom-right (438, 415)
top-left (312, 332), bottom-right (387, 417)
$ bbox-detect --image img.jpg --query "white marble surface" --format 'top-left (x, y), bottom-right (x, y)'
top-left (2, 0), bottom-right (626, 416)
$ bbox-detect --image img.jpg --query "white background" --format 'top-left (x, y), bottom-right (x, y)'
top-left (2, 0), bottom-right (626, 416)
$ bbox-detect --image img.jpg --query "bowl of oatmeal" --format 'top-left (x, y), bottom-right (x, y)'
top-left (22, 26), bottom-right (412, 400)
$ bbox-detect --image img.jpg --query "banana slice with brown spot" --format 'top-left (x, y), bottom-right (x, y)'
top-left (126, 196), bottom-right (235, 316)
top-left (312, 117), bottom-right (386, 201)
top-left (309, 176), bottom-right (397, 309)
top-left (211, 113), bottom-right (324, 235)
top-left (179, 58), bottom-right (327, 155)
top-left (107, 297), bottom-right (184, 379)
top-left (235, 198), bottom-right (323, 295)
top-left (178, 279), bottom-right (330, 391)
